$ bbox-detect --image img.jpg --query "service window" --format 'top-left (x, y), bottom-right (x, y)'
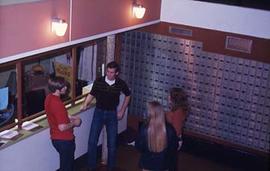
top-left (76, 44), bottom-right (97, 97)
top-left (22, 52), bottom-right (72, 118)
top-left (0, 65), bottom-right (17, 127)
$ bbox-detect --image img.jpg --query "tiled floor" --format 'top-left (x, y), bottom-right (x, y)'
top-left (74, 115), bottom-right (269, 171)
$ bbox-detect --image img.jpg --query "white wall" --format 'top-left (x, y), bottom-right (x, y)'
top-left (161, 0), bottom-right (270, 39)
top-left (0, 108), bottom-right (94, 171)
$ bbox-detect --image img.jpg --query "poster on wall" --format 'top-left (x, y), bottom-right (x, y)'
top-left (54, 62), bottom-right (72, 96)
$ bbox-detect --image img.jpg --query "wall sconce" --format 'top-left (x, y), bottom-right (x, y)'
top-left (51, 18), bottom-right (68, 36)
top-left (133, 4), bottom-right (146, 19)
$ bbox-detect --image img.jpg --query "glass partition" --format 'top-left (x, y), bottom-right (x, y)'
top-left (0, 65), bottom-right (17, 127)
top-left (75, 39), bottom-right (106, 97)
top-left (0, 39), bottom-right (106, 131)
top-left (76, 44), bottom-right (97, 97)
top-left (22, 52), bottom-right (72, 118)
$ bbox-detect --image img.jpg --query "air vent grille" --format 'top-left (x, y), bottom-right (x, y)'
top-left (169, 26), bottom-right (192, 37)
top-left (225, 36), bottom-right (252, 53)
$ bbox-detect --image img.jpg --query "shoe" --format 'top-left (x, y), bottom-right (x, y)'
top-left (177, 140), bottom-right (183, 151)
top-left (127, 141), bottom-right (135, 146)
top-left (106, 167), bottom-right (124, 171)
top-left (100, 160), bottom-right (107, 165)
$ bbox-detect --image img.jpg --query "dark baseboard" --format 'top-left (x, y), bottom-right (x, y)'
top-left (181, 135), bottom-right (269, 171)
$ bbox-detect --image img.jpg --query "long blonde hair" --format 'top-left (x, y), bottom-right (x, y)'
top-left (147, 101), bottom-right (167, 152)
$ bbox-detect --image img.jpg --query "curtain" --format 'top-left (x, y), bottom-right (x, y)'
top-left (78, 45), bottom-right (97, 83)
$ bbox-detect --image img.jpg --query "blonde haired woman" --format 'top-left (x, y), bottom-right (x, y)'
top-left (135, 101), bottom-right (178, 171)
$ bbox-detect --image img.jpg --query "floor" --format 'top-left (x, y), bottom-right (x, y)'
top-left (74, 116), bottom-right (269, 171)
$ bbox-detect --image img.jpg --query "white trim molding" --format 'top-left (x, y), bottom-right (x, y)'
top-left (0, 0), bottom-right (42, 6)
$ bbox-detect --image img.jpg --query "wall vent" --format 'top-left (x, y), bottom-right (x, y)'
top-left (225, 36), bottom-right (252, 53)
top-left (169, 26), bottom-right (192, 37)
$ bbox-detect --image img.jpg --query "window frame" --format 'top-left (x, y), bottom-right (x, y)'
top-left (0, 40), bottom-right (97, 132)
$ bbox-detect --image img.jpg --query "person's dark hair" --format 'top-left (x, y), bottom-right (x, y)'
top-left (169, 87), bottom-right (188, 112)
top-left (106, 61), bottom-right (120, 73)
top-left (48, 76), bottom-right (67, 93)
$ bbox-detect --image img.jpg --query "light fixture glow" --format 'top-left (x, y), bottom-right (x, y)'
top-left (51, 18), bottom-right (68, 36)
top-left (133, 4), bottom-right (146, 19)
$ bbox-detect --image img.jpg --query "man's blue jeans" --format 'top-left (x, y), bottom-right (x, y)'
top-left (87, 108), bottom-right (118, 170)
top-left (52, 139), bottom-right (75, 171)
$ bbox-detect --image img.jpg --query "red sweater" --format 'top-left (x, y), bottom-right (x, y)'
top-left (45, 94), bottom-right (74, 140)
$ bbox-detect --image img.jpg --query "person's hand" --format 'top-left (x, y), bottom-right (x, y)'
top-left (80, 94), bottom-right (94, 111)
top-left (80, 104), bottom-right (87, 111)
top-left (117, 109), bottom-right (125, 120)
top-left (70, 116), bottom-right (82, 127)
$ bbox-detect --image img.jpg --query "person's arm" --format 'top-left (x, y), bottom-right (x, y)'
top-left (117, 80), bottom-right (131, 119)
top-left (58, 122), bottom-right (75, 132)
top-left (80, 93), bottom-right (94, 111)
top-left (135, 125), bottom-right (147, 152)
top-left (58, 116), bottom-right (81, 131)
top-left (81, 80), bottom-right (98, 111)
top-left (167, 124), bottom-right (179, 152)
top-left (117, 95), bottom-right (130, 120)
top-left (166, 111), bottom-right (173, 124)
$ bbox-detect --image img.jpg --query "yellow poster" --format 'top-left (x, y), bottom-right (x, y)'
top-left (54, 62), bottom-right (72, 95)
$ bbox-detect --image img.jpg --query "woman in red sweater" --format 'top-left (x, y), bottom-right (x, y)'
top-left (166, 87), bottom-right (188, 171)
top-left (166, 87), bottom-right (188, 147)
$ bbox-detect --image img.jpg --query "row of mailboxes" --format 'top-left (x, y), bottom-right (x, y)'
top-left (120, 31), bottom-right (270, 152)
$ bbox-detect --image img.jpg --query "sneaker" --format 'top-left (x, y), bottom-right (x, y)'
top-left (178, 140), bottom-right (183, 151)
top-left (127, 141), bottom-right (135, 146)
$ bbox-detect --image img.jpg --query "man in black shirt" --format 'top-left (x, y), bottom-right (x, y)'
top-left (81, 61), bottom-right (131, 171)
